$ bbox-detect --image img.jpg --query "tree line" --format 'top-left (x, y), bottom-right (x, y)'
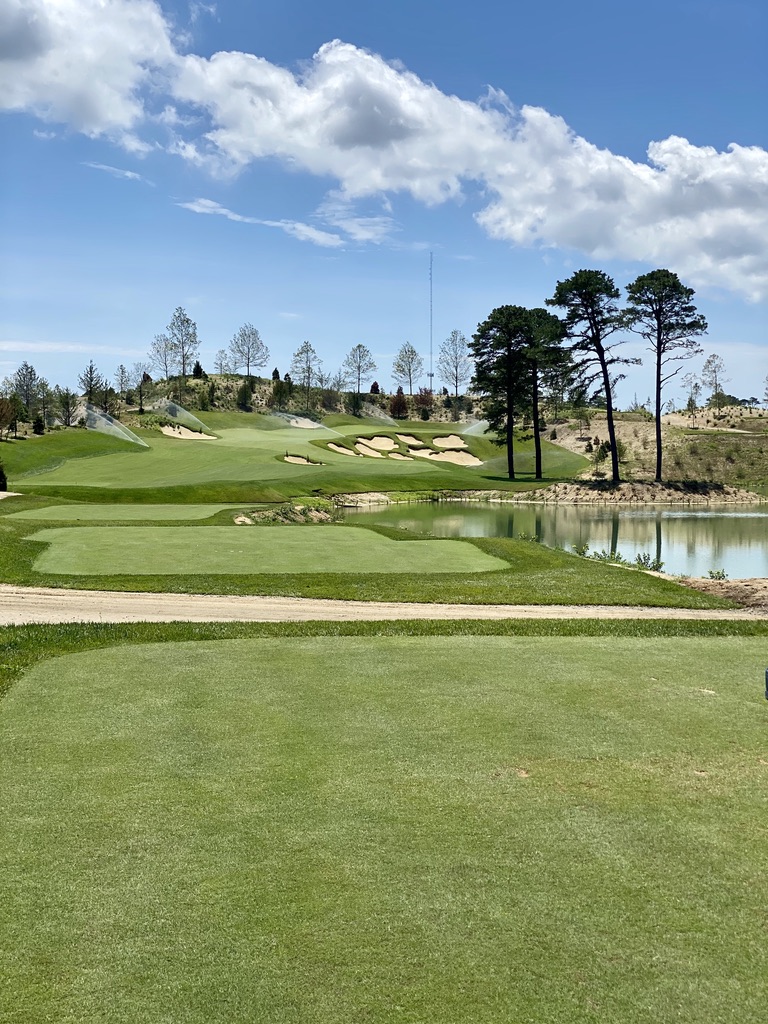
top-left (470, 267), bottom-right (717, 483)
top-left (1, 280), bottom-right (753, 488)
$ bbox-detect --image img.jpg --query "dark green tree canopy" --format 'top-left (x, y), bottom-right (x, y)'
top-left (548, 269), bottom-right (638, 483)
top-left (471, 305), bottom-right (566, 480)
top-left (625, 268), bottom-right (707, 481)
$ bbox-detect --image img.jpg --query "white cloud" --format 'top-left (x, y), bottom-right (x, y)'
top-left (0, 0), bottom-right (175, 137)
top-left (316, 191), bottom-right (396, 244)
top-left (177, 198), bottom-right (345, 247)
top-left (84, 162), bottom-right (154, 185)
top-left (176, 197), bottom-right (256, 222)
top-left (3, 7), bottom-right (767, 299)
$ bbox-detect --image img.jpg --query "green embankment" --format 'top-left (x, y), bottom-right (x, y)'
top-left (1, 415), bottom-right (586, 503)
top-left (3, 629), bottom-right (767, 1024)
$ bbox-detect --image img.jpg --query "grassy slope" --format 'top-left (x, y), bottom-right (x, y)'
top-left (4, 415), bottom-right (587, 503)
top-left (3, 630), bottom-right (767, 1024)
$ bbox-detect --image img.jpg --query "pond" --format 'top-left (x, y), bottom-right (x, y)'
top-left (343, 501), bottom-right (768, 579)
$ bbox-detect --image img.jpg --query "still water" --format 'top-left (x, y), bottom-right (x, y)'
top-left (344, 501), bottom-right (768, 579)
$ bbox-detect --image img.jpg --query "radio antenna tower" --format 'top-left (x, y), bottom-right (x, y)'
top-left (428, 251), bottom-right (434, 390)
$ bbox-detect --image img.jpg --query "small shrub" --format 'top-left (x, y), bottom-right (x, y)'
top-left (635, 552), bottom-right (664, 572)
top-left (0, 460), bottom-right (6, 491)
top-left (707, 568), bottom-right (728, 580)
top-left (549, 428), bottom-right (557, 440)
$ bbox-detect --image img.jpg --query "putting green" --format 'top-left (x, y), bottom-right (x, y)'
top-left (3, 636), bottom-right (766, 1024)
top-left (7, 503), bottom-right (251, 522)
top-left (28, 525), bottom-right (508, 575)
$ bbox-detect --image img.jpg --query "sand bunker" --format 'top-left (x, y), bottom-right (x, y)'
top-left (360, 436), bottom-right (397, 451)
top-left (0, 492), bottom-right (22, 500)
top-left (396, 434), bottom-right (423, 446)
top-left (160, 425), bottom-right (215, 440)
top-left (355, 443), bottom-right (385, 458)
top-left (284, 455), bottom-right (323, 466)
top-left (388, 452), bottom-right (413, 461)
top-left (408, 448), bottom-right (482, 466)
top-left (433, 435), bottom-right (467, 449)
top-left (328, 443), bottom-right (362, 457)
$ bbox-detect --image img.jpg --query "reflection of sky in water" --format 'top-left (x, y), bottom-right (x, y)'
top-left (346, 503), bottom-right (768, 578)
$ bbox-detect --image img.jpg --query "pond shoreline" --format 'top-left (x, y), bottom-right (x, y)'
top-left (337, 482), bottom-right (765, 507)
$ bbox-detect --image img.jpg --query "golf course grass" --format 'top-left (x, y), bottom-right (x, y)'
top-left (2, 414), bottom-right (587, 503)
top-left (3, 631), bottom-right (766, 1024)
top-left (6, 503), bottom-right (252, 522)
top-left (28, 525), bottom-right (509, 575)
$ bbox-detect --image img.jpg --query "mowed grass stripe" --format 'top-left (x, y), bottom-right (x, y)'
top-left (6, 503), bottom-right (251, 522)
top-left (2, 636), bottom-right (766, 1024)
top-left (28, 525), bottom-right (509, 575)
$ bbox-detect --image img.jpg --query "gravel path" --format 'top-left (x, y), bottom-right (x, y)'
top-left (0, 584), bottom-right (761, 625)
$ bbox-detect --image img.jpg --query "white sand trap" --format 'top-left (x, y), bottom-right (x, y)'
top-left (160, 425), bottom-right (216, 440)
top-left (234, 514), bottom-right (254, 525)
top-left (360, 435), bottom-right (397, 451)
top-left (433, 434), bottom-right (467, 449)
top-left (328, 443), bottom-right (362, 457)
top-left (408, 448), bottom-right (482, 466)
top-left (284, 455), bottom-right (323, 465)
top-left (396, 434), bottom-right (422, 446)
top-left (355, 443), bottom-right (385, 458)
top-left (0, 492), bottom-right (22, 500)
top-left (388, 452), bottom-right (413, 461)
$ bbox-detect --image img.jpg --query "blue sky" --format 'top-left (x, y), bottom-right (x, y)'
top-left (1, 0), bottom-right (766, 406)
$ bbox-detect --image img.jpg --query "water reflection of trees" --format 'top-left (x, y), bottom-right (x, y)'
top-left (346, 502), bottom-right (768, 576)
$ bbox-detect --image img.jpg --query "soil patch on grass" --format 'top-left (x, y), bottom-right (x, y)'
top-left (678, 577), bottom-right (768, 612)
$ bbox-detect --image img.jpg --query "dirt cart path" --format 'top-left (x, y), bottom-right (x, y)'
top-left (0, 585), bottom-right (762, 625)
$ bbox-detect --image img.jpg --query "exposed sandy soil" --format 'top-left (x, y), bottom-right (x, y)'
top-left (160, 425), bottom-right (216, 440)
top-left (513, 481), bottom-right (764, 504)
top-left (0, 584), bottom-right (761, 625)
top-left (433, 435), bottom-right (467, 449)
top-left (0, 492), bottom-right (22, 500)
top-left (676, 576), bottom-right (768, 613)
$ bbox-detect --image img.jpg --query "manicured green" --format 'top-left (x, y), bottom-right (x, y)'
top-left (3, 631), bottom-right (767, 1023)
top-left (28, 524), bottom-right (509, 575)
top-left (6, 502), bottom-right (253, 521)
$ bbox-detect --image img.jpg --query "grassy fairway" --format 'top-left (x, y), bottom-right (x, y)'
top-left (6, 503), bottom-right (252, 521)
top-left (28, 525), bottom-right (508, 575)
top-left (5, 414), bottom-right (587, 502)
top-left (3, 633), bottom-right (766, 1024)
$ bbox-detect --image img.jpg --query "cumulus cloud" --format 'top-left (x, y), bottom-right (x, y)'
top-left (3, 3), bottom-right (767, 298)
top-left (0, 0), bottom-right (175, 137)
top-left (169, 40), bottom-right (768, 297)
